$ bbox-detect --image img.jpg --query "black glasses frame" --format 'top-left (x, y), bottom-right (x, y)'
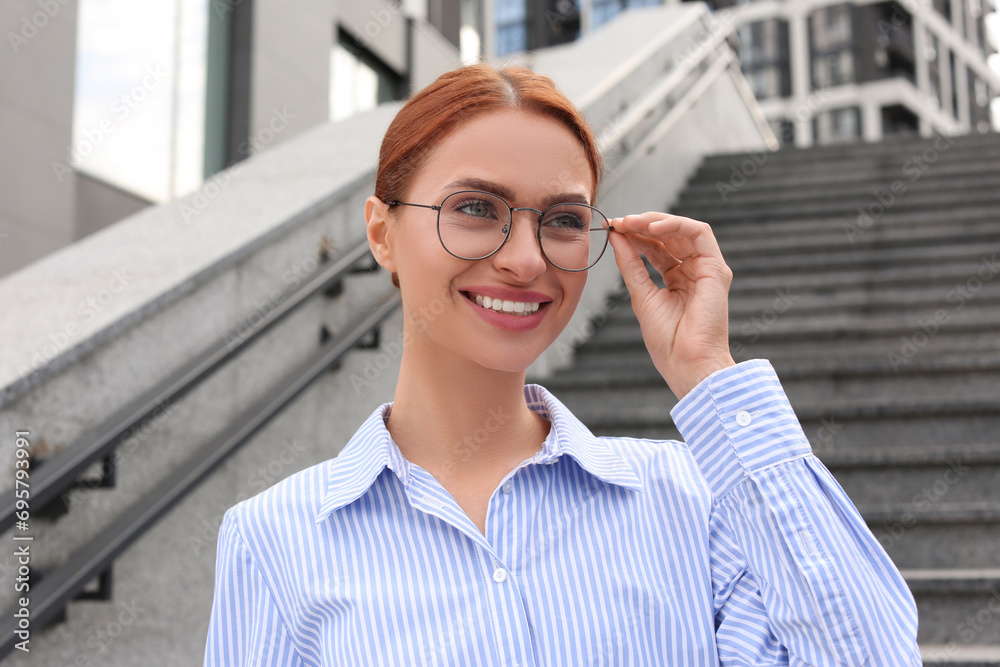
top-left (388, 189), bottom-right (613, 272)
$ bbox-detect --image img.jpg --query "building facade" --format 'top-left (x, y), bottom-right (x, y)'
top-left (487, 0), bottom-right (999, 146)
top-left (0, 0), bottom-right (464, 279)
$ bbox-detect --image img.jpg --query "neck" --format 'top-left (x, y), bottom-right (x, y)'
top-left (387, 328), bottom-right (549, 488)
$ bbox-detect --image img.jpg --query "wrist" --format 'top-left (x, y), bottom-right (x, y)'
top-left (668, 356), bottom-right (737, 400)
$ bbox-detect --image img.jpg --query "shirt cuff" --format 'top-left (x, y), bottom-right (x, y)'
top-left (669, 358), bottom-right (813, 500)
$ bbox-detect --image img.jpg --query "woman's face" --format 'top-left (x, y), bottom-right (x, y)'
top-left (367, 108), bottom-right (595, 374)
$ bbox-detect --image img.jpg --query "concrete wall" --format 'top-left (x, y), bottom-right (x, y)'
top-left (0, 0), bottom-right (78, 279)
top-left (74, 172), bottom-right (153, 240)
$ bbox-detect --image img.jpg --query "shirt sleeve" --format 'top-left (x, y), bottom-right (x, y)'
top-left (204, 506), bottom-right (305, 667)
top-left (670, 359), bottom-right (922, 666)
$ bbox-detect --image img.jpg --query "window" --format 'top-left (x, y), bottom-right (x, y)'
top-left (330, 29), bottom-right (401, 123)
top-left (809, 4), bottom-right (856, 90)
top-left (737, 19), bottom-right (791, 98)
top-left (813, 106), bottom-right (861, 143)
top-left (72, 0), bottom-right (209, 202)
top-left (591, 0), bottom-right (662, 31)
top-left (496, 0), bottom-right (527, 54)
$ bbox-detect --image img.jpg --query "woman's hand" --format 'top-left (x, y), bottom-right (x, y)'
top-left (607, 212), bottom-right (736, 400)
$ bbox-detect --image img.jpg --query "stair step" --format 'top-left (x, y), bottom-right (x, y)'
top-left (689, 152), bottom-right (1000, 191)
top-left (724, 259), bottom-right (1000, 295)
top-left (590, 308), bottom-right (1000, 348)
top-left (584, 400), bottom-right (1000, 455)
top-left (718, 223), bottom-right (1000, 259)
top-left (685, 159), bottom-right (1000, 198)
top-left (679, 173), bottom-right (1000, 209)
top-left (698, 139), bottom-right (1000, 175)
top-left (724, 242), bottom-right (1000, 276)
top-left (700, 132), bottom-right (1000, 165)
top-left (906, 569), bottom-right (1000, 645)
top-left (921, 644), bottom-right (1000, 666)
top-left (711, 207), bottom-right (1000, 241)
top-left (565, 133), bottom-right (1000, 649)
top-left (676, 195), bottom-right (1000, 226)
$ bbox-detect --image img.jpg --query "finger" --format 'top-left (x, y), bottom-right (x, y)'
top-left (608, 230), bottom-right (658, 306)
top-left (613, 213), bottom-right (725, 265)
top-left (624, 233), bottom-right (683, 280)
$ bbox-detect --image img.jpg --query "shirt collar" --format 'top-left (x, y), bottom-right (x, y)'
top-left (315, 383), bottom-right (644, 524)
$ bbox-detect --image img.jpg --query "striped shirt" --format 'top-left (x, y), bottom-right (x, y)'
top-left (204, 359), bottom-right (920, 666)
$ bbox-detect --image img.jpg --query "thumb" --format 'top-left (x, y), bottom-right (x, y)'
top-left (609, 230), bottom-right (656, 307)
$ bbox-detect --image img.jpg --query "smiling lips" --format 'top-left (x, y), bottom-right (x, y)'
top-left (472, 293), bottom-right (541, 316)
top-left (461, 288), bottom-right (551, 319)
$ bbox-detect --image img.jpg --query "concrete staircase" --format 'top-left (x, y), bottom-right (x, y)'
top-left (545, 132), bottom-right (1000, 664)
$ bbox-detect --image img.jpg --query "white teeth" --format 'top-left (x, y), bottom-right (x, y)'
top-left (469, 292), bottom-right (542, 316)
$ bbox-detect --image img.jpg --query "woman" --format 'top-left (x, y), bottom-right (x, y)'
top-left (204, 63), bottom-right (921, 665)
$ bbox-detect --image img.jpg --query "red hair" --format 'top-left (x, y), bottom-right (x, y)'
top-left (374, 62), bottom-right (604, 286)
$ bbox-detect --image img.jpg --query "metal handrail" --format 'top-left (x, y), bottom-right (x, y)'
top-left (0, 239), bottom-right (374, 536)
top-left (0, 288), bottom-right (401, 657)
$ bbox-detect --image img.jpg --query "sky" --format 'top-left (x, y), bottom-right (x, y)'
top-left (70, 0), bottom-right (1000, 204)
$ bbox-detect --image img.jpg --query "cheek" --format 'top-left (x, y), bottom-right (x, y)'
top-left (562, 274), bottom-right (587, 308)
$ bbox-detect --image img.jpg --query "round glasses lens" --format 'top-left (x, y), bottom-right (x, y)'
top-left (538, 203), bottom-right (610, 271)
top-left (437, 191), bottom-right (510, 260)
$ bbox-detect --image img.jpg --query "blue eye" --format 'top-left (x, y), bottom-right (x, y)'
top-left (455, 199), bottom-right (497, 219)
top-left (543, 211), bottom-right (587, 231)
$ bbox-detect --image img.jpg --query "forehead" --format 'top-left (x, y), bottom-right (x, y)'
top-left (412, 109), bottom-right (594, 204)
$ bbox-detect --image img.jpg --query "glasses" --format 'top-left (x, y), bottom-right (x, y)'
top-left (388, 190), bottom-right (613, 272)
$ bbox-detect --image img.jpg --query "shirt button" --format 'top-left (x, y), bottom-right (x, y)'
top-left (492, 567), bottom-right (508, 583)
top-left (544, 457), bottom-right (558, 465)
top-left (736, 410), bottom-right (752, 427)
top-left (502, 481), bottom-right (514, 494)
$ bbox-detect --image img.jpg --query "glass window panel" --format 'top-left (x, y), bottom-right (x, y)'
top-left (72, 0), bottom-right (208, 202)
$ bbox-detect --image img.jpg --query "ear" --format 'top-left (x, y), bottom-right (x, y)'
top-left (365, 196), bottom-right (397, 274)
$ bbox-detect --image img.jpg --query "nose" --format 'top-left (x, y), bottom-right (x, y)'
top-left (491, 210), bottom-right (547, 281)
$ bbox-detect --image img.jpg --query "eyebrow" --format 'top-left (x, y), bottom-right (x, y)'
top-left (441, 177), bottom-right (591, 208)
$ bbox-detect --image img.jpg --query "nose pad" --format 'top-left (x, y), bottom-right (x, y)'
top-left (494, 213), bottom-right (546, 275)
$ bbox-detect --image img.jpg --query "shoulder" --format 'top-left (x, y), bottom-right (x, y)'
top-left (224, 457), bottom-right (334, 545)
top-left (601, 433), bottom-right (711, 497)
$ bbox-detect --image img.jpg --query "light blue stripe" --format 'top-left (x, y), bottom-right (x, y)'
top-left (205, 360), bottom-right (920, 666)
